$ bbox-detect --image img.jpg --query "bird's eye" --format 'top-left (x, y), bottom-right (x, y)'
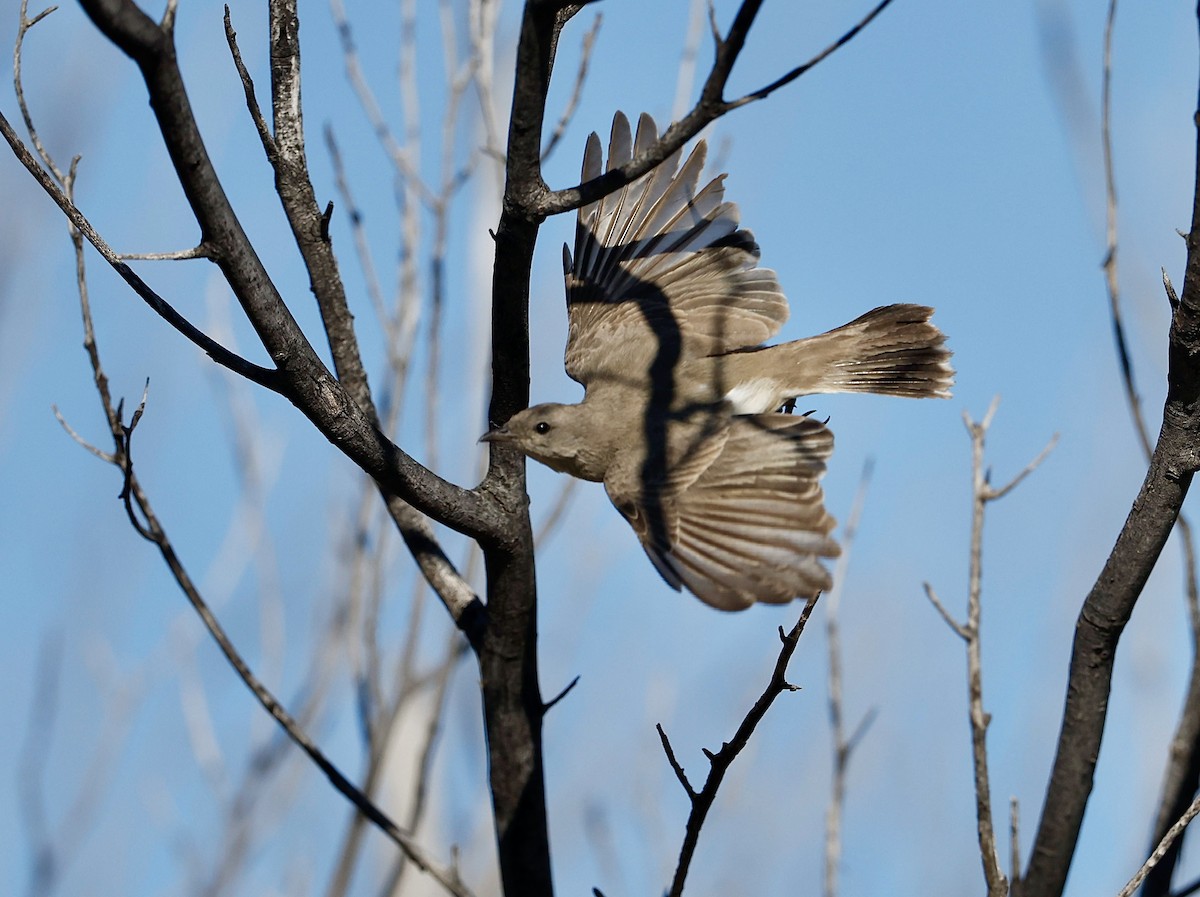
top-left (534, 421), bottom-right (552, 435)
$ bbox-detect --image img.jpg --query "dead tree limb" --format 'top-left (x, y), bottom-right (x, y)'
top-left (1020, 11), bottom-right (1200, 892)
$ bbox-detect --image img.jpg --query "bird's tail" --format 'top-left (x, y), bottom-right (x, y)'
top-left (723, 304), bottom-right (954, 403)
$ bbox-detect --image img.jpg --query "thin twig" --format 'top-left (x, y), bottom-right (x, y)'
top-left (329, 0), bottom-right (437, 207)
top-left (928, 401), bottom-right (1055, 897)
top-left (541, 12), bottom-right (601, 162)
top-left (726, 0), bottom-right (896, 109)
top-left (656, 724), bottom-right (697, 800)
top-left (133, 457), bottom-right (472, 896)
top-left (672, 0), bottom-right (707, 122)
top-left (67, 0), bottom-right (496, 547)
top-left (824, 459), bottom-right (875, 897)
top-left (324, 125), bottom-right (387, 332)
top-left (116, 245), bottom-right (213, 261)
top-left (14, 1), bottom-right (66, 183)
top-left (923, 582), bottom-right (969, 641)
top-left (1115, 792), bottom-right (1200, 897)
top-left (468, 0), bottom-right (503, 165)
top-left (539, 0), bottom-right (896, 216)
top-left (223, 6), bottom-right (278, 162)
top-left (663, 596), bottom-right (820, 897)
top-left (51, 406), bottom-right (113, 462)
top-left (0, 110), bottom-right (281, 389)
top-left (32, 94), bottom-right (471, 894)
top-left (80, 371), bottom-right (475, 897)
top-left (382, 635), bottom-right (469, 897)
top-left (324, 5), bottom-right (493, 886)
top-left (983, 440), bottom-right (1060, 501)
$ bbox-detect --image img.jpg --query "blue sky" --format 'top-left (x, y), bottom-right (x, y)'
top-left (2, 1), bottom-right (1198, 895)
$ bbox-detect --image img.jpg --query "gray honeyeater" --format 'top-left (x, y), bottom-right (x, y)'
top-left (483, 112), bottom-right (953, 611)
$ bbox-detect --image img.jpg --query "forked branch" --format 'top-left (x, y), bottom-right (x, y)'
top-left (67, 0), bottom-right (495, 542)
top-left (925, 399), bottom-right (1055, 897)
top-left (1021, 9), bottom-right (1200, 886)
top-left (658, 596), bottom-right (820, 897)
top-left (538, 0), bottom-right (896, 217)
top-left (1096, 5), bottom-right (1200, 892)
top-left (43, 164), bottom-right (472, 897)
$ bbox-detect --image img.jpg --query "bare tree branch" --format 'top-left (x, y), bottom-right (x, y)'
top-left (19, 633), bottom-right (60, 897)
top-left (9, 0), bottom-right (493, 642)
top-left (467, 3), bottom-right (588, 892)
top-left (383, 638), bottom-right (471, 897)
top-left (324, 125), bottom-right (387, 329)
top-left (1118, 792), bottom-right (1200, 897)
top-left (924, 581), bottom-right (969, 641)
top-left (116, 244), bottom-right (213, 260)
top-left (930, 401), bottom-right (1055, 897)
top-left (223, 7), bottom-right (277, 163)
top-left (51, 405), bottom-right (114, 462)
top-left (540, 12), bottom-right (601, 162)
top-left (264, 0), bottom-right (376, 414)
top-left (329, 0), bottom-right (437, 208)
top-left (13, 1), bottom-right (67, 182)
top-left (14, 24), bottom-right (476, 882)
top-left (7, 4), bottom-right (922, 896)
top-left (671, 0), bottom-right (707, 122)
top-left (656, 724), bottom-right (698, 801)
top-left (824, 459), bottom-right (875, 897)
top-left (63, 0), bottom-right (495, 542)
top-left (0, 110), bottom-right (278, 388)
top-left (61, 247), bottom-right (472, 897)
top-left (1093, 4), bottom-right (1200, 891)
top-left (724, 0), bottom-right (895, 110)
top-left (538, 0), bottom-right (896, 217)
top-left (1022, 8), bottom-right (1200, 895)
top-left (662, 596), bottom-right (820, 897)
top-left (115, 402), bottom-right (473, 897)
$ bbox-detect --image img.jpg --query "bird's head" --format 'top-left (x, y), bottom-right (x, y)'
top-left (480, 403), bottom-right (607, 480)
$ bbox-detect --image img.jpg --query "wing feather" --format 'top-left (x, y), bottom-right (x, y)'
top-left (608, 413), bottom-right (840, 611)
top-left (565, 112), bottom-right (789, 387)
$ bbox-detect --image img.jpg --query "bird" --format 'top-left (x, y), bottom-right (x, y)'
top-left (483, 112), bottom-right (953, 611)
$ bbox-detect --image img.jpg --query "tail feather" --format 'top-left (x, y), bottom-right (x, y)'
top-left (826, 304), bottom-right (954, 397)
top-left (721, 304), bottom-right (954, 406)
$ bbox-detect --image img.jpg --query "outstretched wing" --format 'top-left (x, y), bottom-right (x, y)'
top-left (563, 112), bottom-right (789, 388)
top-left (606, 413), bottom-right (840, 611)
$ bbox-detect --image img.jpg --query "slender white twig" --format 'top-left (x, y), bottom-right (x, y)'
top-left (926, 400), bottom-right (1055, 897)
top-left (923, 582), bottom-right (968, 641)
top-left (14, 1), bottom-right (66, 183)
top-left (328, 0), bottom-right (436, 207)
top-left (542, 13), bottom-right (602, 162)
top-left (1116, 792), bottom-right (1200, 897)
top-left (824, 459), bottom-right (876, 897)
top-left (116, 245), bottom-right (213, 261)
top-left (672, 0), bottom-right (706, 122)
top-left (51, 406), bottom-right (113, 462)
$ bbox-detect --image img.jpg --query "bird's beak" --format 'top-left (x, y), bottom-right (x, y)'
top-left (479, 426), bottom-right (512, 444)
